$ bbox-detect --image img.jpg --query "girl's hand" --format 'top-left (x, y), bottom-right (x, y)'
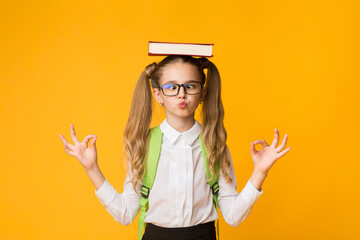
top-left (59, 123), bottom-right (98, 172)
top-left (250, 128), bottom-right (291, 175)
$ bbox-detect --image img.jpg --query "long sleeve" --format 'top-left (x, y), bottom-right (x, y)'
top-left (217, 146), bottom-right (263, 227)
top-left (94, 173), bottom-right (141, 225)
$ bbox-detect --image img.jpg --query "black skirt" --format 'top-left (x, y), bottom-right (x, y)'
top-left (142, 221), bottom-right (216, 240)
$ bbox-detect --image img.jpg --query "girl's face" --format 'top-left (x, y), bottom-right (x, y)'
top-left (153, 62), bottom-right (206, 123)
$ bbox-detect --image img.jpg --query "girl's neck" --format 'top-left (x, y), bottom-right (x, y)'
top-left (166, 116), bottom-right (195, 133)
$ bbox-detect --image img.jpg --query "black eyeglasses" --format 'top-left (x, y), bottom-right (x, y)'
top-left (159, 82), bottom-right (204, 96)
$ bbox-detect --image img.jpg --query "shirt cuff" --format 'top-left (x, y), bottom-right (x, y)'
top-left (94, 179), bottom-right (118, 207)
top-left (237, 179), bottom-right (263, 205)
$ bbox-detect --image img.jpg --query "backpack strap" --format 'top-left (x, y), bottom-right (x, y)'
top-left (199, 135), bottom-right (220, 240)
top-left (138, 126), bottom-right (162, 240)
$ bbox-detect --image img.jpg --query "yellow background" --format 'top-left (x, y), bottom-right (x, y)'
top-left (1, 0), bottom-right (359, 239)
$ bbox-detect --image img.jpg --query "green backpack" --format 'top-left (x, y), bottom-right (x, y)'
top-left (138, 126), bottom-right (220, 240)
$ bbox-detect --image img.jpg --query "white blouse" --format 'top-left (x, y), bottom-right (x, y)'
top-left (95, 119), bottom-right (263, 227)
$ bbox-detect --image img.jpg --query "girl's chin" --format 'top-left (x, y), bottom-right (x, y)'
top-left (165, 111), bottom-right (195, 120)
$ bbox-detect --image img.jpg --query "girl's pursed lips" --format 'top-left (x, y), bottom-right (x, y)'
top-left (179, 101), bottom-right (187, 108)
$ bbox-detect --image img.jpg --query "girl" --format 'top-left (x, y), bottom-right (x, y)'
top-left (59, 55), bottom-right (290, 240)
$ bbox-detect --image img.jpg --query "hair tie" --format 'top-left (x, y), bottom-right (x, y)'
top-left (145, 62), bottom-right (157, 78)
top-left (198, 57), bottom-right (209, 70)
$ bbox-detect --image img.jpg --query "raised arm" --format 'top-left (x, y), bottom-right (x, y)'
top-left (217, 147), bottom-right (263, 227)
top-left (59, 123), bottom-right (141, 225)
top-left (218, 128), bottom-right (290, 227)
top-left (59, 123), bottom-right (105, 190)
top-left (94, 171), bottom-right (141, 225)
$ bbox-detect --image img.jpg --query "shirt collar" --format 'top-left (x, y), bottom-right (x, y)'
top-left (160, 119), bottom-right (202, 146)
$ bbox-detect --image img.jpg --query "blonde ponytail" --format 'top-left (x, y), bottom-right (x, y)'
top-left (124, 62), bottom-right (156, 191)
top-left (199, 57), bottom-right (232, 183)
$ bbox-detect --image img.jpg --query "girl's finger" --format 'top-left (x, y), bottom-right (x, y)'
top-left (64, 143), bottom-right (75, 156)
top-left (59, 134), bottom-right (68, 144)
top-left (91, 136), bottom-right (97, 150)
top-left (70, 123), bottom-right (81, 144)
top-left (270, 128), bottom-right (279, 148)
top-left (277, 147), bottom-right (291, 159)
top-left (64, 141), bottom-right (75, 151)
top-left (59, 134), bottom-right (75, 150)
top-left (276, 134), bottom-right (288, 152)
top-left (250, 142), bottom-right (257, 155)
top-left (253, 139), bottom-right (269, 148)
top-left (82, 134), bottom-right (96, 145)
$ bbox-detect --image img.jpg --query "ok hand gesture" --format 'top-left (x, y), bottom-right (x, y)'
top-left (250, 128), bottom-right (290, 175)
top-left (59, 123), bottom-right (98, 172)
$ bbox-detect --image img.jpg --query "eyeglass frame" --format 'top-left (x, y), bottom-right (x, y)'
top-left (158, 81), bottom-right (205, 96)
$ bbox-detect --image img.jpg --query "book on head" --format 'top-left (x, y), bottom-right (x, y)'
top-left (148, 41), bottom-right (214, 57)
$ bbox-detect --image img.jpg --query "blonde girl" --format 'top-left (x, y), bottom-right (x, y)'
top-left (59, 55), bottom-right (291, 240)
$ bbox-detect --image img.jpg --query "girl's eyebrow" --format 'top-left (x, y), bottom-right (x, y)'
top-left (162, 80), bottom-right (199, 84)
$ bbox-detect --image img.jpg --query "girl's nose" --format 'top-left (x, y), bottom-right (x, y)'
top-left (178, 86), bottom-right (186, 98)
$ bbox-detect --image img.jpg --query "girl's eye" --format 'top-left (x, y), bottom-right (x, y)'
top-left (169, 85), bottom-right (178, 90)
top-left (163, 84), bottom-right (177, 90)
top-left (186, 83), bottom-right (196, 89)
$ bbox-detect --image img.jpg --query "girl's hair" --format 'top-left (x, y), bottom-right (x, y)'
top-left (123, 55), bottom-right (232, 192)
